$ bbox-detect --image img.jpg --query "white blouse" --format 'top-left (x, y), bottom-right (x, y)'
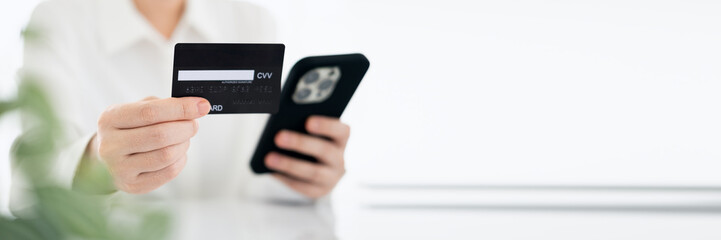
top-left (13, 0), bottom-right (311, 209)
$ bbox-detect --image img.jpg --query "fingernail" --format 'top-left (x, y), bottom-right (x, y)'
top-left (267, 154), bottom-right (280, 166)
top-left (197, 100), bottom-right (210, 115)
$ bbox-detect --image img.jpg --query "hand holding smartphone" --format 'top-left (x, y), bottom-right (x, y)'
top-left (250, 54), bottom-right (370, 174)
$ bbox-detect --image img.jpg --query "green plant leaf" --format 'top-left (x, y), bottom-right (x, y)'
top-left (35, 187), bottom-right (112, 239)
top-left (0, 218), bottom-right (58, 240)
top-left (0, 101), bottom-right (18, 116)
top-left (3, 60), bottom-right (170, 240)
top-left (137, 211), bottom-right (172, 240)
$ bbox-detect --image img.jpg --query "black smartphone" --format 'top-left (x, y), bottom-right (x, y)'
top-left (250, 53), bottom-right (370, 174)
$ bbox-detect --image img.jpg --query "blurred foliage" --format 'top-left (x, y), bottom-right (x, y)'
top-left (20, 26), bottom-right (41, 42)
top-left (0, 28), bottom-right (170, 240)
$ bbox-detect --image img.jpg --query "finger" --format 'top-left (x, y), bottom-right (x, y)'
top-left (141, 96), bottom-right (159, 101)
top-left (265, 152), bottom-right (335, 185)
top-left (272, 173), bottom-right (328, 199)
top-left (306, 116), bottom-right (350, 147)
top-left (112, 120), bottom-right (198, 154)
top-left (105, 97), bottom-right (210, 129)
top-left (126, 155), bottom-right (187, 194)
top-left (123, 140), bottom-right (190, 173)
top-left (275, 130), bottom-right (343, 166)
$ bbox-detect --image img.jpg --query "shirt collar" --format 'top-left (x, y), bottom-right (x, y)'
top-left (184, 0), bottom-right (223, 42)
top-left (97, 0), bottom-right (154, 55)
top-left (98, 0), bottom-right (221, 55)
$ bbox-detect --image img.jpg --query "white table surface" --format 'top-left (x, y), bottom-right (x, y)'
top-left (136, 187), bottom-right (721, 240)
top-left (164, 199), bottom-right (337, 240)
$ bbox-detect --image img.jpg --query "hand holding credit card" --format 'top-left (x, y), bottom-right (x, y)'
top-left (172, 43), bottom-right (285, 113)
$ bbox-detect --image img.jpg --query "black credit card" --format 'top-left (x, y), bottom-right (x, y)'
top-left (171, 43), bottom-right (285, 114)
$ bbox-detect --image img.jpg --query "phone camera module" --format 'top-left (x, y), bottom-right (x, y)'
top-left (293, 66), bottom-right (341, 104)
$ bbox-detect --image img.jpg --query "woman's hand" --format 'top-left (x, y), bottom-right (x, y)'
top-left (265, 116), bottom-right (350, 199)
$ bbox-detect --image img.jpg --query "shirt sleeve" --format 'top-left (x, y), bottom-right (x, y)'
top-left (10, 1), bottom-right (94, 214)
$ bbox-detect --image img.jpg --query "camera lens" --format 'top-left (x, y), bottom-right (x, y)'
top-left (319, 79), bottom-right (334, 90)
top-left (304, 71), bottom-right (320, 84)
top-left (295, 88), bottom-right (311, 99)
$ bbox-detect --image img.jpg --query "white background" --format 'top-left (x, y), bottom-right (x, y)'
top-left (2, 0), bottom-right (721, 237)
